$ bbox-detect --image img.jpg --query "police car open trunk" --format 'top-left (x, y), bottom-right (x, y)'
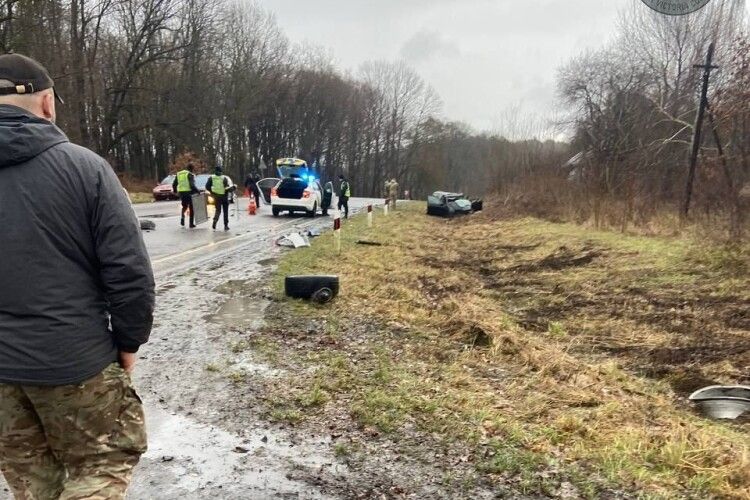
top-left (277, 177), bottom-right (308, 199)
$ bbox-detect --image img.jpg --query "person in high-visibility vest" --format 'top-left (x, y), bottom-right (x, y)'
top-left (205, 166), bottom-right (230, 231)
top-left (337, 174), bottom-right (351, 219)
top-left (172, 163), bottom-right (199, 228)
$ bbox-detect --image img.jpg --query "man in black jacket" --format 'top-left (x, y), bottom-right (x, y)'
top-left (0, 54), bottom-right (154, 499)
top-left (244, 171), bottom-right (262, 207)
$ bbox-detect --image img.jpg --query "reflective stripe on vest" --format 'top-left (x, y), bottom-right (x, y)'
top-left (341, 181), bottom-right (351, 198)
top-left (176, 170), bottom-right (191, 192)
top-left (211, 175), bottom-right (226, 195)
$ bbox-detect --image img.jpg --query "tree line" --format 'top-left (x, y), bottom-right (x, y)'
top-left (11, 0), bottom-right (741, 234)
top-left (1, 0), bottom-right (563, 199)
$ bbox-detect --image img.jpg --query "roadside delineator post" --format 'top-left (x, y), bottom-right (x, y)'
top-left (367, 204), bottom-right (373, 228)
top-left (333, 211), bottom-right (342, 254)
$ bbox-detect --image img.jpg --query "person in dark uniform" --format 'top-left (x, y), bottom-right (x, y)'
top-left (337, 174), bottom-right (351, 219)
top-left (172, 163), bottom-right (199, 228)
top-left (206, 166), bottom-right (230, 231)
top-left (244, 171), bottom-right (262, 207)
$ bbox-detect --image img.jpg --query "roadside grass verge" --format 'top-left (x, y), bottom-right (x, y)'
top-left (264, 202), bottom-right (749, 498)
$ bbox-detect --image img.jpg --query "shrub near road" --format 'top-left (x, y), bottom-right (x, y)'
top-left (261, 202), bottom-right (749, 498)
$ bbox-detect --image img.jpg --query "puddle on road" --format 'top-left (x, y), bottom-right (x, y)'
top-left (209, 298), bottom-right (270, 330)
top-left (129, 405), bottom-right (336, 499)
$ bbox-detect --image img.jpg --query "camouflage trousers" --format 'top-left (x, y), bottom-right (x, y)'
top-left (0, 363), bottom-right (147, 500)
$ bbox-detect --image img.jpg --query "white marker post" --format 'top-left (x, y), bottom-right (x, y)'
top-left (333, 211), bottom-right (342, 254)
top-left (383, 199), bottom-right (389, 217)
top-left (367, 204), bottom-right (373, 228)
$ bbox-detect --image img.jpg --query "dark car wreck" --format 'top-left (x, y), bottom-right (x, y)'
top-left (426, 191), bottom-right (480, 218)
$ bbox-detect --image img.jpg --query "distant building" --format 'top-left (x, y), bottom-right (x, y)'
top-left (561, 151), bottom-right (593, 182)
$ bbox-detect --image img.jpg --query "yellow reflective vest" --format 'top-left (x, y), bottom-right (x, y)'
top-left (211, 175), bottom-right (225, 195)
top-left (176, 170), bottom-right (192, 192)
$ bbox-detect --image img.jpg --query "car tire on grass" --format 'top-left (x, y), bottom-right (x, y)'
top-left (307, 202), bottom-right (317, 218)
top-left (285, 275), bottom-right (339, 303)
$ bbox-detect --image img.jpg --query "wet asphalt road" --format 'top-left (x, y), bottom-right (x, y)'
top-left (136, 196), bottom-right (380, 275)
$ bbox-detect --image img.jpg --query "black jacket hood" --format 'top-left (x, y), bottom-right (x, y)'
top-left (0, 107), bottom-right (154, 385)
top-left (0, 104), bottom-right (68, 168)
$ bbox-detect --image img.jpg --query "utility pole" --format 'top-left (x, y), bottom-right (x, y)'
top-left (683, 42), bottom-right (718, 218)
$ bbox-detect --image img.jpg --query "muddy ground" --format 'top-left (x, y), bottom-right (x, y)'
top-left (251, 302), bottom-right (596, 500)
top-left (126, 242), bottom-right (506, 499)
top-left (127, 217), bottom-right (450, 499)
top-left (124, 213), bottom-right (505, 499)
top-left (125, 236), bottom-right (338, 499)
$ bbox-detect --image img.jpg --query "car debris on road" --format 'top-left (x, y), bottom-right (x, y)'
top-left (276, 232), bottom-right (310, 248)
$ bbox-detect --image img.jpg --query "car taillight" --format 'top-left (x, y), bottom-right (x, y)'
top-left (271, 187), bottom-right (278, 197)
top-left (302, 190), bottom-right (311, 198)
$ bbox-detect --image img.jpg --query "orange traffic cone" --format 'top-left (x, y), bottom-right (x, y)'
top-left (248, 198), bottom-right (257, 215)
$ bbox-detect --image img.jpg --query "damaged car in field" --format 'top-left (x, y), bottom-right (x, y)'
top-left (426, 191), bottom-right (475, 218)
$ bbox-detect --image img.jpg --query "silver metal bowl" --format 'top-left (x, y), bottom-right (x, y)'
top-left (689, 386), bottom-right (750, 420)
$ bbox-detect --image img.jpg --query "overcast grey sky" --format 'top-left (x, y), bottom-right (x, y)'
top-left (257, 1), bottom-right (750, 134)
top-left (256, 0), bottom-right (642, 133)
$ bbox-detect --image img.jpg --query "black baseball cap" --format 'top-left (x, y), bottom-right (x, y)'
top-left (0, 53), bottom-right (64, 103)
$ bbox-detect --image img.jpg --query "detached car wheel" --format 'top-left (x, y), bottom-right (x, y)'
top-left (285, 275), bottom-right (339, 303)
